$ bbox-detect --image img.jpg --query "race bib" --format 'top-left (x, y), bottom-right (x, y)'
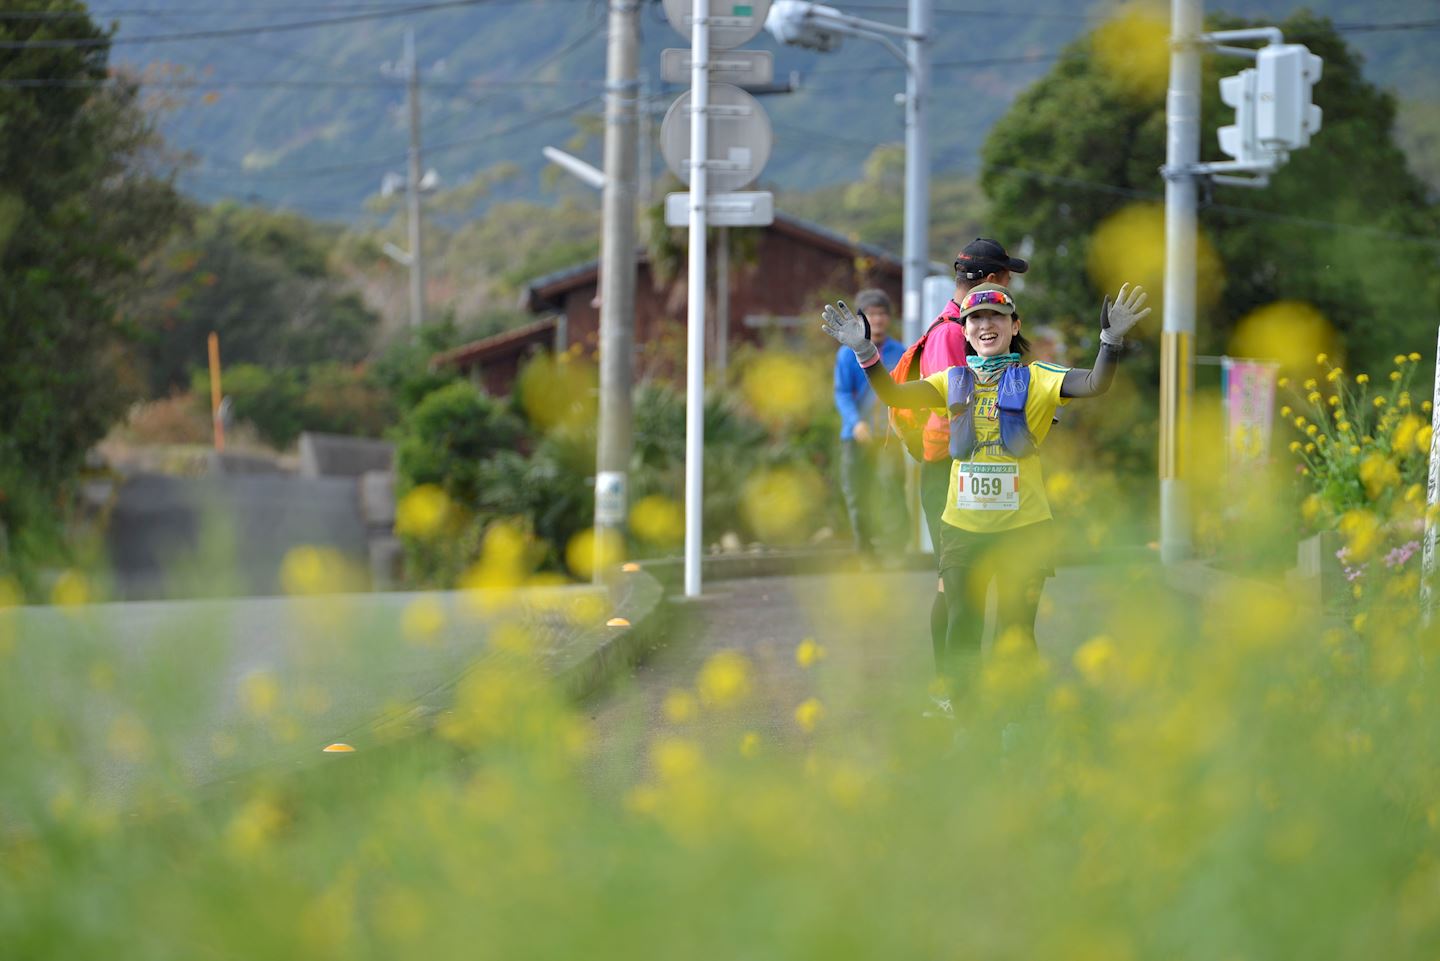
top-left (955, 462), bottom-right (1019, 511)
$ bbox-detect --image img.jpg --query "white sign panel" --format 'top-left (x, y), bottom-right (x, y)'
top-left (664, 190), bottom-right (774, 227)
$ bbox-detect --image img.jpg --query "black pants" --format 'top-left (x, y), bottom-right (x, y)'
top-left (936, 520), bottom-right (1053, 696)
top-left (839, 438), bottom-right (908, 555)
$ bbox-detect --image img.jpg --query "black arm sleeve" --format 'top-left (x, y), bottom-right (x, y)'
top-left (1060, 342), bottom-right (1123, 399)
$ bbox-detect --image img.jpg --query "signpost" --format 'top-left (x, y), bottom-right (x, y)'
top-left (662, 0), bottom-right (774, 598)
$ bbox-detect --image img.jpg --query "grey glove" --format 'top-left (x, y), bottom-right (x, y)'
top-left (1099, 283), bottom-right (1152, 347)
top-left (820, 300), bottom-right (879, 366)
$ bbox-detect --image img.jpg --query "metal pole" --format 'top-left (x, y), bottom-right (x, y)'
top-left (1421, 325), bottom-right (1440, 626)
top-left (595, 0), bottom-right (641, 573)
top-left (715, 226), bottom-right (729, 377)
top-left (405, 27), bottom-right (426, 328)
top-left (901, 0), bottom-right (930, 347)
top-left (684, 0), bottom-right (710, 598)
top-left (1160, 0), bottom-right (1201, 564)
top-left (207, 331), bottom-right (225, 453)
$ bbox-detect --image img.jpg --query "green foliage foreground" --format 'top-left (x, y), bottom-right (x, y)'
top-left (1, 529), bottom-right (1437, 958)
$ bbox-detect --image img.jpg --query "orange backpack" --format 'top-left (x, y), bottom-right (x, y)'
top-left (888, 317), bottom-right (954, 462)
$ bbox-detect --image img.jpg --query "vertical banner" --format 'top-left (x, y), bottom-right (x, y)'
top-left (1222, 357), bottom-right (1278, 470)
top-left (1422, 327), bottom-right (1440, 625)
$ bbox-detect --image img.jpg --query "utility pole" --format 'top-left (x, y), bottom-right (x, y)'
top-left (404, 27), bottom-right (427, 329)
top-left (594, 0), bottom-right (641, 564)
top-left (1160, 0), bottom-right (1201, 564)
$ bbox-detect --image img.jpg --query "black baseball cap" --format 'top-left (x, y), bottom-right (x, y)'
top-left (953, 237), bottom-right (1029, 276)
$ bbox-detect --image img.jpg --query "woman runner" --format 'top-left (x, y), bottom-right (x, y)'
top-left (821, 282), bottom-right (1151, 711)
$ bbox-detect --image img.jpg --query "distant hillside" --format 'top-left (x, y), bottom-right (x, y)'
top-left (105, 0), bottom-right (1439, 222)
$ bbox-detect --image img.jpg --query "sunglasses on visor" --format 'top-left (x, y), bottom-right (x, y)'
top-left (959, 289), bottom-right (1014, 312)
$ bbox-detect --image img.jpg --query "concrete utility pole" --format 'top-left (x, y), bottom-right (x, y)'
top-left (404, 28), bottom-right (427, 329)
top-left (1160, 0), bottom-right (1201, 564)
top-left (594, 0), bottom-right (641, 561)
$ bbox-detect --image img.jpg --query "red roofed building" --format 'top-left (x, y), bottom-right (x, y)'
top-left (435, 212), bottom-right (906, 395)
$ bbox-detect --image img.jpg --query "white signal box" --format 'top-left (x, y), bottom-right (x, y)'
top-left (1256, 43), bottom-right (1323, 152)
top-left (1218, 67), bottom-right (1264, 166)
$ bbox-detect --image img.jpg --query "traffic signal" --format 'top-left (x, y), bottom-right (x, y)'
top-left (1256, 43), bottom-right (1323, 151)
top-left (1217, 66), bottom-right (1264, 165)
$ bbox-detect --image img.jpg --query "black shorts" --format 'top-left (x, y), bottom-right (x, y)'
top-left (937, 519), bottom-right (1056, 581)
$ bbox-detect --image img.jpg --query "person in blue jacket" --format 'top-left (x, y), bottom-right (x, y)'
top-left (834, 288), bottom-right (908, 561)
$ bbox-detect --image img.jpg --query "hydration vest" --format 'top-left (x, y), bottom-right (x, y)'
top-left (946, 363), bottom-right (1038, 460)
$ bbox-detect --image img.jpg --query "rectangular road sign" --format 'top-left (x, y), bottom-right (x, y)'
top-left (664, 190), bottom-right (774, 228)
top-left (660, 48), bottom-right (774, 86)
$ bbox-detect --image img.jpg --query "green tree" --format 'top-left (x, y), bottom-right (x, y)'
top-left (138, 203), bottom-right (381, 394)
top-left (0, 3), bottom-right (185, 576)
top-left (981, 10), bottom-right (1440, 377)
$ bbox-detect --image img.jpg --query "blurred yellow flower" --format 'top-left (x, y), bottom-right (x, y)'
top-left (1074, 635), bottom-right (1118, 686)
top-left (240, 670), bottom-right (280, 718)
top-left (1304, 443), bottom-right (1315, 454)
top-left (742, 353), bottom-right (821, 425)
top-left (1339, 509), bottom-right (1382, 562)
top-left (51, 570), bottom-right (91, 607)
top-left (1391, 371), bottom-right (1403, 382)
top-left (1325, 368), bottom-right (1342, 383)
top-left (1394, 414), bottom-right (1424, 454)
top-left (394, 484), bottom-right (452, 539)
top-left (1306, 424), bottom-right (1318, 437)
top-left (225, 794), bottom-right (287, 859)
top-left (795, 637), bottom-right (827, 668)
top-left (1288, 441), bottom-right (1302, 454)
top-left (1409, 352), bottom-right (1422, 362)
top-left (663, 689), bottom-right (698, 723)
top-left (794, 697), bottom-right (825, 733)
top-left (1374, 397), bottom-right (1387, 408)
top-left (1278, 376), bottom-right (1290, 388)
top-left (1280, 405), bottom-right (1292, 417)
top-left (1301, 494), bottom-right (1323, 525)
top-left (1316, 353), bottom-right (1329, 365)
top-left (739, 731), bottom-right (761, 759)
top-left (1359, 454), bottom-right (1401, 499)
top-left (1418, 426), bottom-right (1433, 452)
top-left (1328, 396), bottom-right (1340, 407)
top-left (401, 596), bottom-right (447, 648)
top-left (1349, 446), bottom-right (1361, 455)
top-left (565, 527), bottom-right (624, 581)
top-left (1405, 483), bottom-right (1425, 504)
top-left (1304, 378), bottom-right (1318, 390)
top-left (1395, 354), bottom-right (1408, 366)
top-left (651, 736), bottom-right (702, 782)
top-left (1232, 303), bottom-right (1333, 373)
top-left (1352, 612), bottom-right (1368, 633)
top-left (1356, 374), bottom-right (1370, 385)
top-left (1091, 5), bottom-right (1170, 101)
top-left (696, 650), bottom-right (754, 709)
top-left (1307, 391), bottom-right (1322, 404)
top-left (630, 494), bottom-right (684, 548)
top-left (1293, 416), bottom-right (1306, 429)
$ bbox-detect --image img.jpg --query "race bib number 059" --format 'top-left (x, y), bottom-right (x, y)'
top-left (955, 462), bottom-right (1019, 511)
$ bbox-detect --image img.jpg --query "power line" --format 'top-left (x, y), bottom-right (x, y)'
top-left (184, 92), bottom-right (602, 183)
top-left (806, 50), bottom-right (1061, 75)
top-left (2, 1), bottom-right (560, 15)
top-left (0, 75), bottom-right (588, 91)
top-left (0, 0), bottom-right (506, 48)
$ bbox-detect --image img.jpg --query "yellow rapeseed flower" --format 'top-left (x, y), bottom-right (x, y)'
top-left (1349, 446), bottom-right (1361, 455)
top-left (1304, 443), bottom-right (1316, 453)
top-left (1326, 368), bottom-right (1343, 383)
top-left (1328, 395), bottom-right (1340, 407)
top-left (1418, 426), bottom-right (1433, 452)
top-left (1301, 494), bottom-right (1323, 525)
top-left (1394, 414), bottom-right (1424, 454)
top-left (1374, 397), bottom-right (1387, 408)
top-left (1288, 441), bottom-right (1302, 454)
top-left (1391, 371), bottom-right (1403, 382)
top-left (1337, 420), bottom-right (1350, 433)
top-left (1409, 352), bottom-right (1422, 362)
top-left (1074, 635), bottom-right (1118, 685)
top-left (1278, 376), bottom-right (1290, 388)
top-left (1405, 483), bottom-right (1425, 504)
top-left (739, 731), bottom-right (761, 758)
top-left (651, 736), bottom-right (702, 782)
top-left (663, 689), bottom-right (698, 723)
top-left (1307, 391), bottom-right (1322, 404)
top-left (795, 637), bottom-right (827, 668)
top-left (794, 697), bottom-right (825, 733)
top-left (1306, 424), bottom-right (1318, 437)
top-left (1425, 401), bottom-right (1434, 413)
top-left (1316, 353), bottom-right (1329, 365)
top-left (1293, 416), bottom-right (1306, 429)
top-left (1280, 405), bottom-right (1293, 418)
top-left (1356, 374), bottom-right (1370, 385)
top-left (1304, 378), bottom-right (1318, 390)
top-left (696, 650), bottom-right (754, 709)
top-left (1395, 354), bottom-right (1408, 366)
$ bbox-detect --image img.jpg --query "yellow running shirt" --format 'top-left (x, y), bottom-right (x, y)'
top-left (921, 363), bottom-right (1071, 533)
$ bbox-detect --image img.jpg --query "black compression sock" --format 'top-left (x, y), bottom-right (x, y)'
top-left (930, 590), bottom-right (946, 672)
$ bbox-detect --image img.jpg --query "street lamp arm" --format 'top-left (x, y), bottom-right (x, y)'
top-left (803, 6), bottom-right (922, 43)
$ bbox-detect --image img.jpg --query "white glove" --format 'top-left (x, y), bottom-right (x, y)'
top-left (820, 300), bottom-right (879, 366)
top-left (1099, 283), bottom-right (1152, 347)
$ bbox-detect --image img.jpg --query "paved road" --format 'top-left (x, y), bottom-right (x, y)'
top-left (584, 562), bottom-right (1179, 783)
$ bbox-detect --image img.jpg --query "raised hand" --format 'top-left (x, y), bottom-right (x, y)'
top-left (820, 300), bottom-right (878, 365)
top-left (1099, 283), bottom-right (1152, 346)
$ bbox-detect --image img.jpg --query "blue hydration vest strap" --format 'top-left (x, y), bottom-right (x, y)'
top-left (947, 364), bottom-right (1038, 461)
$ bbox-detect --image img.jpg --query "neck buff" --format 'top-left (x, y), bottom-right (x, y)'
top-left (966, 352), bottom-right (1021, 374)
